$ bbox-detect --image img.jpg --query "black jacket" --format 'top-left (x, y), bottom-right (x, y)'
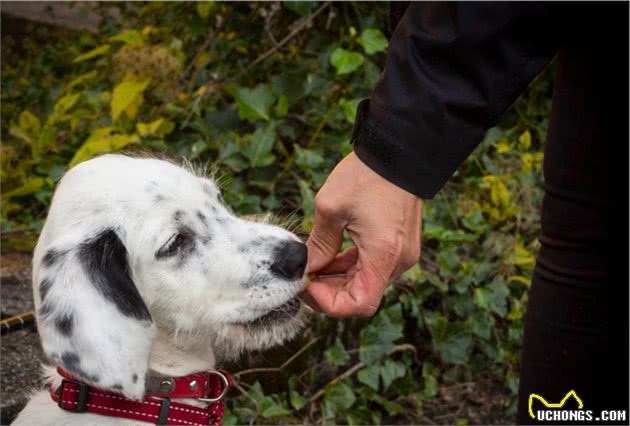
top-left (351, 2), bottom-right (628, 199)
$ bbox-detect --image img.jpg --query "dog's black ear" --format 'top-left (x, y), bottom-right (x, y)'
top-left (35, 228), bottom-right (154, 400)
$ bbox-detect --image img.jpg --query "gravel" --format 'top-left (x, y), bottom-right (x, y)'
top-left (1, 254), bottom-right (46, 425)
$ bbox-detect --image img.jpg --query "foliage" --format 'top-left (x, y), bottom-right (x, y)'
top-left (1, 2), bottom-right (553, 423)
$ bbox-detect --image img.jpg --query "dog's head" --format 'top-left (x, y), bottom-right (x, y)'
top-left (32, 154), bottom-right (307, 399)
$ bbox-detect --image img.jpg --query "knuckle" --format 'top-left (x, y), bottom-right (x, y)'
top-left (402, 246), bottom-right (421, 270)
top-left (314, 193), bottom-right (337, 218)
top-left (379, 235), bottom-right (404, 262)
top-left (361, 305), bottom-right (379, 317)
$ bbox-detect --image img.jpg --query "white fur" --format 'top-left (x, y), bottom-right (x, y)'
top-left (14, 154), bottom-right (306, 425)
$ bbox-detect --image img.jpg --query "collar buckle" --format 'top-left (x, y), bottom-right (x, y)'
top-left (58, 379), bottom-right (89, 413)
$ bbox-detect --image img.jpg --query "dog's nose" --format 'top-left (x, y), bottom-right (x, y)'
top-left (270, 241), bottom-right (307, 280)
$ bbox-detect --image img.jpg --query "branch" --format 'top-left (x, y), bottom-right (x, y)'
top-left (181, 14), bottom-right (224, 83)
top-left (233, 337), bottom-right (320, 379)
top-left (246, 1), bottom-right (331, 72)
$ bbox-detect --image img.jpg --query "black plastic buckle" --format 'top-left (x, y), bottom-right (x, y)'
top-left (58, 379), bottom-right (89, 413)
top-left (156, 397), bottom-right (171, 425)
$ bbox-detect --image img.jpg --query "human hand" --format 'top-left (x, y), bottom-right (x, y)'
top-left (304, 152), bottom-right (423, 317)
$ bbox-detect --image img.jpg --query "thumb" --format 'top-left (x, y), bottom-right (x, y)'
top-left (306, 210), bottom-right (345, 274)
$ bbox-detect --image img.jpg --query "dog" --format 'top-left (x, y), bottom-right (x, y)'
top-left (14, 154), bottom-right (307, 425)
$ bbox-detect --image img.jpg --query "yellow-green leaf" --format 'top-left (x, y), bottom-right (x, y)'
top-left (19, 110), bottom-right (41, 137)
top-left (2, 177), bottom-right (45, 199)
top-left (509, 275), bottom-right (532, 287)
top-left (108, 29), bottom-right (144, 46)
top-left (70, 128), bottom-right (138, 167)
top-left (73, 44), bottom-right (110, 63)
top-left (197, 1), bottom-right (215, 20)
top-left (496, 137), bottom-right (512, 153)
top-left (506, 244), bottom-right (535, 269)
top-left (518, 130), bottom-right (532, 151)
top-left (54, 93), bottom-right (81, 116)
top-left (65, 71), bottom-right (98, 93)
top-left (136, 118), bottom-right (164, 136)
top-left (111, 77), bottom-right (151, 122)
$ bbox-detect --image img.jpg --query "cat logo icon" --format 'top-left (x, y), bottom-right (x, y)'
top-left (528, 390), bottom-right (584, 419)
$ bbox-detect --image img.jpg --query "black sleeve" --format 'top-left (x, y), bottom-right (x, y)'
top-left (351, 2), bottom-right (562, 199)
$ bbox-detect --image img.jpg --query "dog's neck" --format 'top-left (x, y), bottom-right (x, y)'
top-left (148, 329), bottom-right (216, 377)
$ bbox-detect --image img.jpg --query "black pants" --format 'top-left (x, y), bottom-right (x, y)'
top-left (517, 33), bottom-right (629, 425)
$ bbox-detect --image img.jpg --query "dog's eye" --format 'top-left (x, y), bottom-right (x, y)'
top-left (156, 233), bottom-right (189, 259)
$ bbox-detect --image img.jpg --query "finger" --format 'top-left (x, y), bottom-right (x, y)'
top-left (306, 262), bottom-right (386, 317)
top-left (306, 210), bottom-right (346, 274)
top-left (313, 246), bottom-right (358, 276)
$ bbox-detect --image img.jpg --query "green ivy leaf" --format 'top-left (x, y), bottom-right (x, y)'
top-left (467, 311), bottom-right (494, 340)
top-left (339, 98), bottom-right (361, 123)
top-left (324, 337), bottom-right (350, 366)
top-left (473, 281), bottom-right (509, 316)
top-left (380, 359), bottom-right (406, 390)
top-left (294, 144), bottom-right (324, 171)
top-left (324, 382), bottom-right (356, 411)
top-left (429, 315), bottom-right (472, 365)
top-left (275, 95), bottom-right (289, 117)
top-left (422, 362), bottom-right (439, 398)
top-left (234, 84), bottom-right (276, 122)
top-left (288, 376), bottom-right (307, 410)
top-left (259, 396), bottom-right (291, 417)
top-left (358, 364), bottom-right (380, 391)
top-left (359, 304), bottom-right (404, 364)
top-left (357, 29), bottom-right (388, 55)
top-left (330, 48), bottom-right (364, 75)
top-left (242, 124), bottom-right (276, 167)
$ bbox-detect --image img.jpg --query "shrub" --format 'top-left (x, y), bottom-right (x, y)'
top-left (1, 2), bottom-right (553, 423)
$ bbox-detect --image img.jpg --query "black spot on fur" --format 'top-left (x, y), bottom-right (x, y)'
top-left (42, 249), bottom-right (64, 267)
top-left (174, 210), bottom-right (184, 222)
top-left (154, 194), bottom-right (165, 202)
top-left (55, 313), bottom-right (74, 336)
top-left (132, 374), bottom-right (138, 383)
top-left (39, 302), bottom-right (53, 318)
top-left (39, 278), bottom-right (53, 302)
top-left (78, 229), bottom-right (152, 321)
top-left (112, 384), bottom-right (123, 391)
top-left (61, 352), bottom-right (99, 382)
top-left (196, 211), bottom-right (208, 226)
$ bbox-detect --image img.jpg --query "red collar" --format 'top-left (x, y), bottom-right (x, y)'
top-left (50, 367), bottom-right (232, 426)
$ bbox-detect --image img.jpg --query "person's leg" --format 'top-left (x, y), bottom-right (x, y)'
top-left (517, 11), bottom-right (629, 423)
top-left (517, 217), bottom-right (628, 424)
